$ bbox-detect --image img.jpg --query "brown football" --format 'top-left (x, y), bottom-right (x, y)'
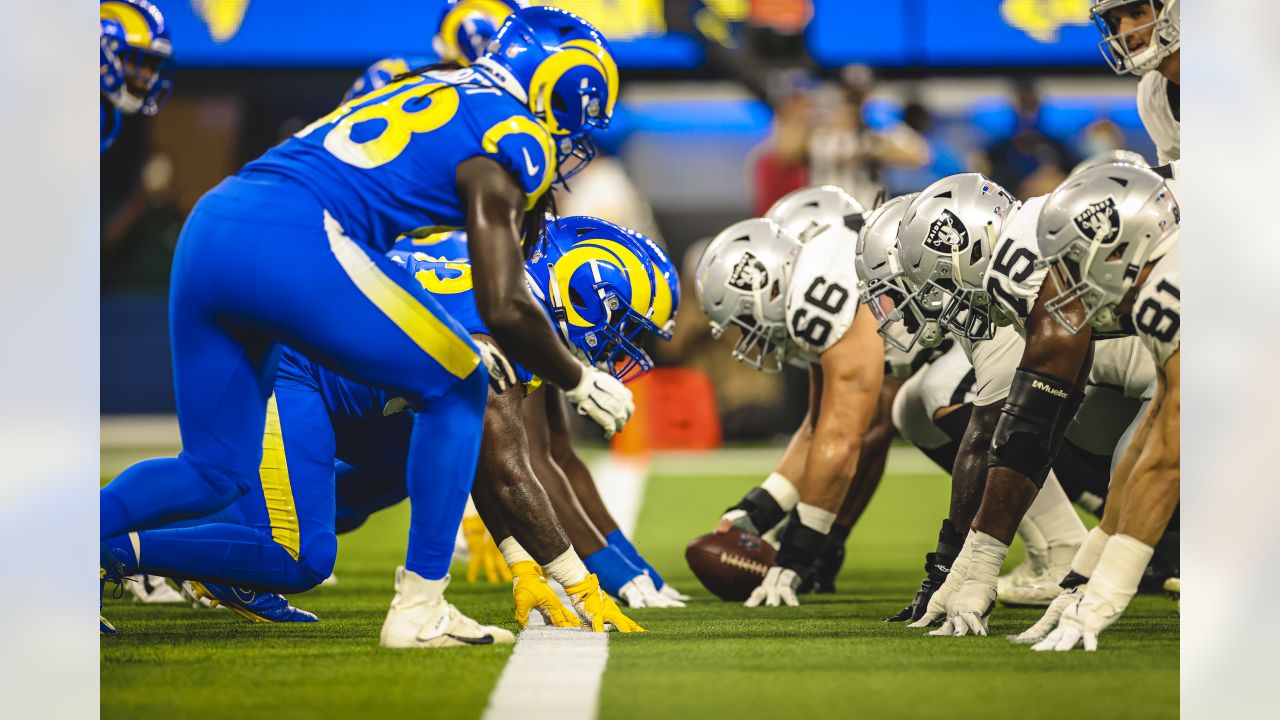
top-left (685, 530), bottom-right (776, 601)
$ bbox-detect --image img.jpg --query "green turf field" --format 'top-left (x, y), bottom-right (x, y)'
top-left (101, 448), bottom-right (1178, 719)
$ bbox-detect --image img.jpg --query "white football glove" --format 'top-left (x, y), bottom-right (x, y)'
top-left (744, 566), bottom-right (801, 608)
top-left (910, 535), bottom-right (974, 629)
top-left (564, 366), bottom-right (634, 438)
top-left (474, 337), bottom-right (518, 394)
top-left (1010, 584), bottom-right (1079, 644)
top-left (940, 531), bottom-right (1006, 637)
top-left (618, 574), bottom-right (686, 608)
top-left (660, 584), bottom-right (692, 602)
top-left (1032, 584), bottom-right (1125, 652)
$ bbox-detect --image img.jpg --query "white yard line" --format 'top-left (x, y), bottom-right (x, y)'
top-left (481, 454), bottom-right (650, 720)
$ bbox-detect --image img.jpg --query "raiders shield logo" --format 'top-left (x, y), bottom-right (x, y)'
top-left (1073, 197), bottom-right (1121, 244)
top-left (923, 209), bottom-right (971, 254)
top-left (727, 251), bottom-right (769, 292)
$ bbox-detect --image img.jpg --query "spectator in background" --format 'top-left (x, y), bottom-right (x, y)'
top-left (883, 99), bottom-right (969, 197)
top-left (808, 65), bottom-right (929, 208)
top-left (748, 86), bottom-right (813, 216)
top-left (1077, 117), bottom-right (1130, 161)
top-left (981, 81), bottom-right (1077, 199)
top-left (102, 152), bottom-right (184, 293)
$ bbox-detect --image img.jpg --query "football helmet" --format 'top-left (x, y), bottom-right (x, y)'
top-left (480, 7), bottom-right (618, 182)
top-left (632, 231), bottom-right (681, 340)
top-left (896, 174), bottom-right (1017, 347)
top-left (527, 216), bottom-right (663, 383)
top-left (433, 0), bottom-right (526, 65)
top-left (1035, 164), bottom-right (1179, 334)
top-left (1070, 149), bottom-right (1149, 176)
top-left (100, 0), bottom-right (173, 116)
top-left (1090, 0), bottom-right (1180, 75)
top-left (765, 185), bottom-right (867, 244)
top-left (696, 218), bottom-right (802, 372)
top-left (853, 193), bottom-right (919, 352)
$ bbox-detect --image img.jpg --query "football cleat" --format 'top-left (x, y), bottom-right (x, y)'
top-left (1162, 577), bottom-right (1180, 594)
top-left (180, 580), bottom-right (216, 609)
top-left (100, 615), bottom-right (118, 636)
top-left (380, 567), bottom-right (515, 649)
top-left (126, 574), bottom-right (186, 604)
top-left (183, 581), bottom-right (318, 623)
top-left (885, 550), bottom-right (952, 622)
top-left (998, 542), bottom-right (1074, 607)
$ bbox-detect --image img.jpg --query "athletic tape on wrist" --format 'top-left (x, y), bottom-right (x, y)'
top-left (795, 502), bottom-right (837, 535)
top-left (1070, 526), bottom-right (1111, 578)
top-left (498, 537), bottom-right (534, 567)
top-left (1088, 534), bottom-right (1154, 611)
top-left (965, 530), bottom-right (1011, 584)
top-left (544, 547), bottom-right (589, 588)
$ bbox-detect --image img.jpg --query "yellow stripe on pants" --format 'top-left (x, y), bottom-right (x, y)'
top-left (325, 211), bottom-right (480, 379)
top-left (260, 394), bottom-right (301, 561)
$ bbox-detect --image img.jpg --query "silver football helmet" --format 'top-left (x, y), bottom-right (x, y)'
top-left (854, 193), bottom-right (919, 352)
top-left (1070, 149), bottom-right (1149, 176)
top-left (765, 185), bottom-right (867, 244)
top-left (695, 218), bottom-right (802, 372)
top-left (896, 173), bottom-right (1017, 347)
top-left (1036, 164), bottom-right (1179, 335)
top-left (1090, 0), bottom-right (1179, 75)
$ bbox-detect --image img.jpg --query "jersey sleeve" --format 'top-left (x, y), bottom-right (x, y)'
top-left (784, 233), bottom-right (860, 357)
top-left (1132, 251), bottom-right (1181, 368)
top-left (477, 111), bottom-right (558, 211)
top-left (983, 196), bottom-right (1048, 329)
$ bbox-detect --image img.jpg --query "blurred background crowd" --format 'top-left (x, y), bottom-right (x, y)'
top-left (103, 0), bottom-right (1155, 442)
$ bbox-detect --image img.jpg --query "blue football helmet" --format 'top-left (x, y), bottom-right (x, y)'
top-left (434, 0), bottom-right (526, 65)
top-left (100, 0), bottom-right (173, 116)
top-left (631, 231), bottom-right (680, 341)
top-left (481, 7), bottom-right (618, 183)
top-left (526, 216), bottom-right (662, 383)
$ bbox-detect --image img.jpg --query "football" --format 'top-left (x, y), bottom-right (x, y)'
top-left (685, 530), bottom-right (777, 601)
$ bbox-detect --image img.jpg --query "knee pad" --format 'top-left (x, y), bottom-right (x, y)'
top-left (989, 369), bottom-right (1080, 487)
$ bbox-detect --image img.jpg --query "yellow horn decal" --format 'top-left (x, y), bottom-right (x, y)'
top-left (578, 239), bottom-right (654, 317)
top-left (561, 39), bottom-right (619, 118)
top-left (437, 0), bottom-right (518, 62)
top-left (529, 48), bottom-right (610, 136)
top-left (553, 245), bottom-right (630, 328)
top-left (649, 273), bottom-right (674, 329)
top-left (482, 115), bottom-right (558, 209)
top-left (101, 2), bottom-right (154, 47)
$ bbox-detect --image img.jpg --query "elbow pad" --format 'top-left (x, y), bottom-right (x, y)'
top-left (988, 369), bottom-right (1077, 487)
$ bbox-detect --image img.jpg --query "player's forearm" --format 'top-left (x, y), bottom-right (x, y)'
top-left (527, 442), bottom-right (607, 555)
top-left (483, 293), bottom-right (582, 390)
top-left (1099, 396), bottom-right (1159, 535)
top-left (543, 390), bottom-right (621, 536)
top-left (1114, 387), bottom-right (1179, 545)
top-left (948, 403), bottom-right (1000, 531)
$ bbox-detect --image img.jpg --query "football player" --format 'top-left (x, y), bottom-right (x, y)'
top-left (103, 217), bottom-right (657, 642)
top-left (697, 190), bottom-right (885, 607)
top-left (1090, 1), bottom-right (1180, 164)
top-left (1020, 166), bottom-right (1180, 651)
top-left (899, 169), bottom-right (1160, 636)
top-left (100, 0), bottom-right (174, 153)
top-left (99, 7), bottom-right (631, 639)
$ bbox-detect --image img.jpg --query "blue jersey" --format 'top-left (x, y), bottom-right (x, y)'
top-left (241, 64), bottom-right (557, 253)
top-left (344, 56), bottom-right (439, 103)
top-left (391, 229), bottom-right (469, 259)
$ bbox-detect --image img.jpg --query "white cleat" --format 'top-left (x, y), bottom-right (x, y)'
top-left (320, 573), bottom-right (339, 587)
top-left (379, 567), bottom-right (515, 649)
top-left (126, 575), bottom-right (186, 604)
top-left (998, 544), bottom-right (1076, 607)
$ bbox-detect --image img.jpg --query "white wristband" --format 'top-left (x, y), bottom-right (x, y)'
top-left (761, 472), bottom-right (800, 513)
top-left (498, 537), bottom-right (534, 567)
top-left (795, 502), bottom-right (837, 535)
top-left (965, 530), bottom-right (1010, 585)
top-left (543, 548), bottom-right (589, 588)
top-left (1087, 534), bottom-right (1153, 614)
top-left (1070, 526), bottom-right (1112, 578)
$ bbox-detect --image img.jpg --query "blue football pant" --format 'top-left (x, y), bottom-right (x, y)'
top-left (100, 176), bottom-right (486, 579)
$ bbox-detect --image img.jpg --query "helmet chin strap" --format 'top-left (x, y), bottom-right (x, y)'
top-left (544, 262), bottom-right (573, 345)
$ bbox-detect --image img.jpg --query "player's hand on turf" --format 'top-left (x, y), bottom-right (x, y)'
top-left (475, 337), bottom-right (518, 394)
top-left (511, 561), bottom-right (578, 628)
top-left (744, 566), bottom-right (801, 607)
top-left (943, 577), bottom-right (996, 636)
top-left (1010, 585), bottom-right (1080, 644)
top-left (462, 515), bottom-right (512, 584)
top-left (619, 574), bottom-right (685, 608)
top-left (911, 543), bottom-right (973, 629)
top-left (659, 583), bottom-right (692, 602)
top-left (1032, 586), bottom-right (1122, 652)
top-left (565, 366), bottom-right (634, 438)
top-left (565, 573), bottom-right (646, 633)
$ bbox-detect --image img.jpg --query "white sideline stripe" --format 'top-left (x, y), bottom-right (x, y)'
top-left (482, 455), bottom-right (649, 720)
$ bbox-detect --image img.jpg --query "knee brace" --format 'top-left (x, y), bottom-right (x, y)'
top-left (988, 369), bottom-right (1082, 487)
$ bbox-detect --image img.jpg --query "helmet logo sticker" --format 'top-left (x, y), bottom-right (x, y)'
top-left (1073, 197), bottom-right (1121, 244)
top-left (923, 210), bottom-right (971, 254)
top-left (727, 252), bottom-right (769, 292)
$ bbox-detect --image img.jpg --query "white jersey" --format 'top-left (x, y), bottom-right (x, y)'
top-left (1131, 246), bottom-right (1181, 367)
top-left (955, 325), bottom-right (1025, 407)
top-left (983, 194), bottom-right (1050, 335)
top-left (1137, 72), bottom-right (1181, 165)
top-left (784, 225), bottom-right (860, 363)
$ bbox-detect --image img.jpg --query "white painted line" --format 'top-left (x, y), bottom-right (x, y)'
top-left (590, 455), bottom-right (649, 537)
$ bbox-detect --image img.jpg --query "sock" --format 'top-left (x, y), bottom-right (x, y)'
top-left (1025, 473), bottom-right (1087, 549)
top-left (605, 529), bottom-right (665, 589)
top-left (583, 544), bottom-right (644, 596)
top-left (795, 503), bottom-right (837, 535)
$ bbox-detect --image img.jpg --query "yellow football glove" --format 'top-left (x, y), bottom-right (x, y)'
top-left (462, 515), bottom-right (512, 583)
top-left (563, 573), bottom-right (646, 633)
top-left (510, 561), bottom-right (579, 629)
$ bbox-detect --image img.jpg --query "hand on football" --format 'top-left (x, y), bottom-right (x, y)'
top-left (744, 566), bottom-right (801, 608)
top-left (564, 573), bottom-right (645, 633)
top-left (510, 561), bottom-right (578, 628)
top-left (462, 515), bottom-right (512, 584)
